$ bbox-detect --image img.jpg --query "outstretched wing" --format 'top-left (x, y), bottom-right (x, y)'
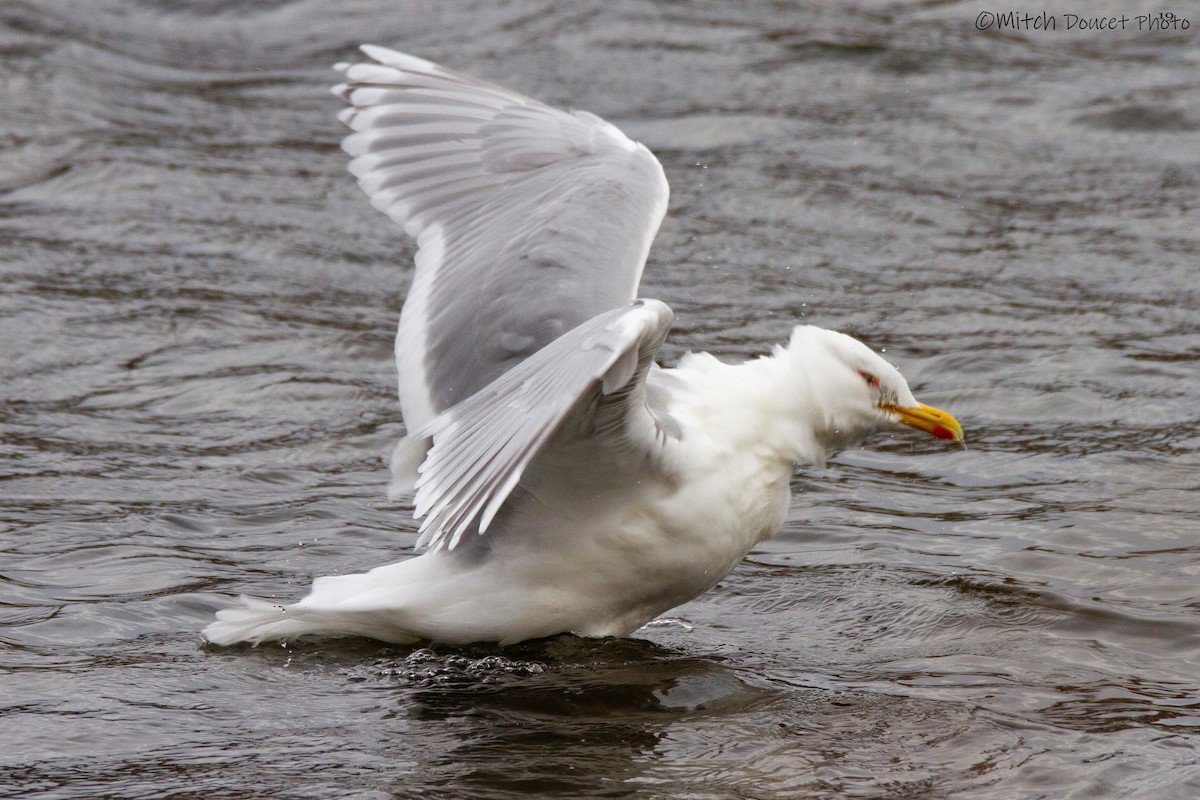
top-left (390, 300), bottom-right (674, 552)
top-left (333, 46), bottom-right (670, 429)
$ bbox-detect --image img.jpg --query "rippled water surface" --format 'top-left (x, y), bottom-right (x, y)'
top-left (3, 1), bottom-right (1199, 797)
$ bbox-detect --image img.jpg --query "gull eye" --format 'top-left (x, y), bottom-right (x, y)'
top-left (858, 370), bottom-right (880, 389)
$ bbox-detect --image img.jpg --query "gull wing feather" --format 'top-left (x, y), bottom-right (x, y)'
top-left (392, 300), bottom-right (674, 552)
top-left (333, 46), bottom-right (670, 430)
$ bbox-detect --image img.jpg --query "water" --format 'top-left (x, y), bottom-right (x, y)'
top-left (2, 1), bottom-right (1198, 797)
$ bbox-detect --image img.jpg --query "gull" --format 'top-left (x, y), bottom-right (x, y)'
top-left (203, 45), bottom-right (963, 648)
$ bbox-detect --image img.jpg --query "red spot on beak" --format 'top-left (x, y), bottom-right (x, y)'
top-left (931, 425), bottom-right (956, 440)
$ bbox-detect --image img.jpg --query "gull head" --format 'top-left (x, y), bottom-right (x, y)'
top-left (777, 326), bottom-right (963, 460)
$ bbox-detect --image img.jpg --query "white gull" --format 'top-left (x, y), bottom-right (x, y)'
top-left (203, 45), bottom-right (963, 647)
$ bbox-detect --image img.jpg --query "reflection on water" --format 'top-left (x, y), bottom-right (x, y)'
top-left (2, 0), bottom-right (1199, 797)
top-left (385, 640), bottom-right (752, 796)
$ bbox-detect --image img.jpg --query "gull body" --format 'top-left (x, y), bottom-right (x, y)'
top-left (204, 47), bottom-right (962, 648)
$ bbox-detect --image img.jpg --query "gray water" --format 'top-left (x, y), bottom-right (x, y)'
top-left (2, 1), bottom-right (1198, 797)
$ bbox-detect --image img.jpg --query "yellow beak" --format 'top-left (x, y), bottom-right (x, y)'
top-left (880, 402), bottom-right (964, 442)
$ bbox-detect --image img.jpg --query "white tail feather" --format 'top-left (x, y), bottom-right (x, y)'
top-left (203, 591), bottom-right (423, 647)
top-left (203, 596), bottom-right (314, 646)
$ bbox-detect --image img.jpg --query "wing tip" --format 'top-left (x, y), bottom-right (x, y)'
top-left (360, 44), bottom-right (443, 76)
top-left (333, 45), bottom-right (445, 99)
